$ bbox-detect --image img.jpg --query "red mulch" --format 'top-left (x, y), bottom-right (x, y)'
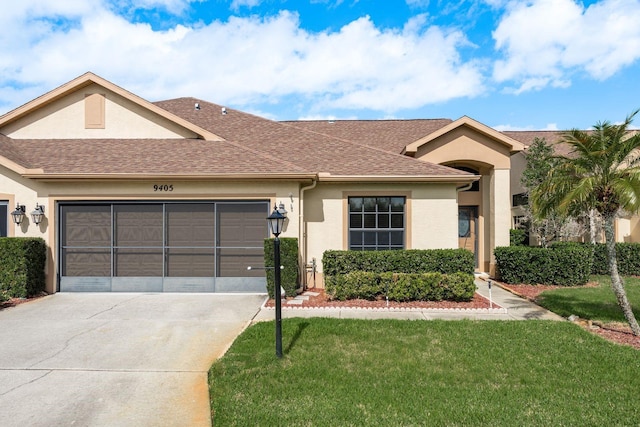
top-left (0, 294), bottom-right (47, 310)
top-left (499, 282), bottom-right (640, 350)
top-left (265, 288), bottom-right (498, 309)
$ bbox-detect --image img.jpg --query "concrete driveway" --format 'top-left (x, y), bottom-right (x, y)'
top-left (0, 293), bottom-right (266, 427)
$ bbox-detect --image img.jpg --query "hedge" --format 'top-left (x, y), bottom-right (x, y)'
top-left (264, 237), bottom-right (299, 298)
top-left (0, 237), bottom-right (47, 299)
top-left (591, 242), bottom-right (640, 276)
top-left (323, 249), bottom-right (474, 282)
top-left (494, 244), bottom-right (593, 286)
top-left (325, 271), bottom-right (476, 302)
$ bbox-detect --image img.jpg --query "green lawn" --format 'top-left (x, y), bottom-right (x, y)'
top-left (537, 275), bottom-right (640, 323)
top-left (209, 319), bottom-right (640, 426)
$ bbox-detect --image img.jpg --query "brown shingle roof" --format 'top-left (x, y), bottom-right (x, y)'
top-left (0, 134), bottom-right (33, 168)
top-left (12, 138), bottom-right (308, 176)
top-left (281, 119), bottom-right (453, 154)
top-left (154, 98), bottom-right (471, 179)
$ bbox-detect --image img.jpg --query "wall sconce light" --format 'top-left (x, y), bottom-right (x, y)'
top-left (31, 204), bottom-right (45, 225)
top-left (277, 202), bottom-right (288, 217)
top-left (11, 204), bottom-right (26, 225)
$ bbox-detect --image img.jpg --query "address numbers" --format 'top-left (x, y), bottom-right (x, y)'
top-left (153, 184), bottom-right (174, 192)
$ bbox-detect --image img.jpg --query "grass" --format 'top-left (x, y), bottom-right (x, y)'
top-left (537, 275), bottom-right (640, 323)
top-left (209, 319), bottom-right (640, 426)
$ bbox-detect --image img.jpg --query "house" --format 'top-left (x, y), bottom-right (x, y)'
top-left (0, 72), bottom-right (634, 294)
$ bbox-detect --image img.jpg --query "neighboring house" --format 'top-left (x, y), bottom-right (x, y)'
top-left (0, 72), bottom-right (633, 294)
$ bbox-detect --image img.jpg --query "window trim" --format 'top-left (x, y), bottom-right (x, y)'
top-left (343, 192), bottom-right (411, 250)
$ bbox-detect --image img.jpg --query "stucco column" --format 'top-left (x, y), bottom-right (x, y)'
top-left (489, 168), bottom-right (511, 275)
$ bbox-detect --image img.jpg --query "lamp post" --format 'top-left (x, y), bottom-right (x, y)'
top-left (267, 204), bottom-right (286, 358)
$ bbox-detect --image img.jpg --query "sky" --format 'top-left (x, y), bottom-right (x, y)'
top-left (1, 0), bottom-right (640, 130)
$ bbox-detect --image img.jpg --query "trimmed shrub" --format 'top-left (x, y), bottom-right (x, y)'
top-left (323, 249), bottom-right (474, 289)
top-left (264, 237), bottom-right (299, 298)
top-left (0, 238), bottom-right (47, 298)
top-left (591, 243), bottom-right (640, 276)
top-left (494, 244), bottom-right (593, 286)
top-left (325, 271), bottom-right (475, 302)
top-left (510, 228), bottom-right (527, 246)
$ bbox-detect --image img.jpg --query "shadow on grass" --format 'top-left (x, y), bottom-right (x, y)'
top-left (285, 321), bottom-right (309, 355)
top-left (537, 292), bottom-right (639, 323)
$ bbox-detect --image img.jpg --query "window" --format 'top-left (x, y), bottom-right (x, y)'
top-left (349, 196), bottom-right (405, 250)
top-left (0, 202), bottom-right (7, 237)
top-left (513, 192), bottom-right (528, 207)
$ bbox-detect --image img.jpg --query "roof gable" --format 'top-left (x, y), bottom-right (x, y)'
top-left (0, 72), bottom-right (224, 141)
top-left (403, 116), bottom-right (525, 156)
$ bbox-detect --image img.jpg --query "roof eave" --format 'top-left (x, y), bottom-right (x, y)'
top-left (21, 172), bottom-right (317, 181)
top-left (316, 173), bottom-right (479, 184)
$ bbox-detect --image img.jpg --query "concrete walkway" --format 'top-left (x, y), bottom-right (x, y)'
top-left (0, 293), bottom-right (265, 427)
top-left (253, 278), bottom-right (565, 322)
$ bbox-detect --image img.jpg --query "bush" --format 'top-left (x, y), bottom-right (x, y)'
top-left (0, 238), bottom-right (47, 298)
top-left (494, 244), bottom-right (593, 286)
top-left (325, 271), bottom-right (475, 302)
top-left (510, 228), bottom-right (527, 246)
top-left (591, 243), bottom-right (640, 276)
top-left (323, 249), bottom-right (474, 289)
top-left (264, 237), bottom-right (299, 298)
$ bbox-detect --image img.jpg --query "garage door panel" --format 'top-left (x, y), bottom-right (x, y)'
top-left (217, 204), bottom-right (267, 247)
top-left (62, 205), bottom-right (111, 247)
top-left (114, 205), bottom-right (163, 246)
top-left (62, 249), bottom-right (111, 276)
top-left (217, 248), bottom-right (265, 277)
top-left (166, 204), bottom-right (215, 247)
top-left (114, 249), bottom-right (163, 277)
top-left (166, 249), bottom-right (215, 277)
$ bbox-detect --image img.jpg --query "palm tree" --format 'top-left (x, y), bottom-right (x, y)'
top-left (531, 110), bottom-right (640, 336)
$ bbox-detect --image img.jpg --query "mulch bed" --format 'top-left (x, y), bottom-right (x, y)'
top-left (498, 282), bottom-right (640, 350)
top-left (0, 293), bottom-right (47, 311)
top-left (265, 288), bottom-right (498, 309)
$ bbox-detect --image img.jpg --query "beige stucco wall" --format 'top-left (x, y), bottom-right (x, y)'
top-left (510, 152), bottom-right (527, 197)
top-left (303, 182), bottom-right (459, 276)
top-left (490, 168), bottom-right (512, 273)
top-left (415, 127), bottom-right (512, 169)
top-left (2, 83), bottom-right (198, 139)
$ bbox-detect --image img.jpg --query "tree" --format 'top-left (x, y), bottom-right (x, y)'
top-left (531, 110), bottom-right (640, 335)
top-left (521, 137), bottom-right (586, 246)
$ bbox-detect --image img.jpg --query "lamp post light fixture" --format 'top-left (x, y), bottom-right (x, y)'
top-left (266, 203), bottom-right (287, 358)
top-left (11, 204), bottom-right (25, 225)
top-left (31, 204), bottom-right (45, 225)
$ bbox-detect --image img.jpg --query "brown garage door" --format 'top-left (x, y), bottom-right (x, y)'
top-left (59, 201), bottom-right (270, 292)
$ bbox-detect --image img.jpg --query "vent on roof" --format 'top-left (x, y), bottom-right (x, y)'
top-left (222, 107), bottom-right (227, 115)
top-left (195, 103), bottom-right (200, 110)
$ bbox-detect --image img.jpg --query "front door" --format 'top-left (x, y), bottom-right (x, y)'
top-left (458, 206), bottom-right (478, 267)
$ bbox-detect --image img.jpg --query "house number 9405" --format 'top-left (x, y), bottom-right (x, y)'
top-left (153, 184), bottom-right (174, 192)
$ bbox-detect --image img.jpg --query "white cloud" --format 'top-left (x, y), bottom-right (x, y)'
top-left (406, 0), bottom-right (430, 8)
top-left (492, 0), bottom-right (640, 92)
top-left (0, 2), bottom-right (486, 117)
top-left (493, 123), bottom-right (559, 131)
top-left (230, 0), bottom-right (263, 11)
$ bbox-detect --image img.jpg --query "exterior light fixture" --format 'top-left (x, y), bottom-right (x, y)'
top-left (31, 204), bottom-right (45, 225)
top-left (267, 204), bottom-right (287, 238)
top-left (266, 204), bottom-right (288, 358)
top-left (277, 202), bottom-right (288, 217)
top-left (11, 204), bottom-right (25, 225)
